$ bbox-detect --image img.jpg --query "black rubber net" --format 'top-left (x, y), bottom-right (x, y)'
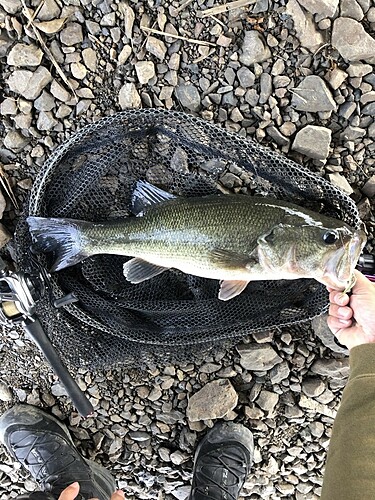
top-left (14, 109), bottom-right (362, 369)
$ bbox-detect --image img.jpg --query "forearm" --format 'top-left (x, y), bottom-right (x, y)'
top-left (321, 344), bottom-right (375, 500)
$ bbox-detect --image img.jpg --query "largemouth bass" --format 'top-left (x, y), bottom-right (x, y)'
top-left (27, 181), bottom-right (366, 301)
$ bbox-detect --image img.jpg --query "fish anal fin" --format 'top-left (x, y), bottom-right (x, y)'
top-left (123, 257), bottom-right (169, 283)
top-left (219, 280), bottom-right (249, 301)
top-left (131, 180), bottom-right (177, 216)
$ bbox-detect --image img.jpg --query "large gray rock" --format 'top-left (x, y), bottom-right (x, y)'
top-left (332, 18), bottom-right (375, 63)
top-left (311, 358), bottom-right (349, 379)
top-left (292, 125), bottom-right (332, 160)
top-left (7, 43), bottom-right (43, 67)
top-left (239, 31), bottom-right (271, 66)
top-left (0, 0), bottom-right (21, 13)
top-left (7, 67), bottom-right (52, 100)
top-left (286, 0), bottom-right (324, 52)
top-left (340, 0), bottom-right (364, 20)
top-left (297, 0), bottom-right (339, 17)
top-left (237, 343), bottom-right (282, 371)
top-left (175, 84), bottom-right (201, 112)
top-left (291, 76), bottom-right (336, 112)
top-left (186, 379), bottom-right (238, 421)
top-left (3, 130), bottom-right (29, 152)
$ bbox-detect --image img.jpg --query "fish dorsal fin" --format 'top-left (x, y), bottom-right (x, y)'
top-left (123, 257), bottom-right (169, 283)
top-left (131, 180), bottom-right (177, 216)
top-left (219, 280), bottom-right (249, 301)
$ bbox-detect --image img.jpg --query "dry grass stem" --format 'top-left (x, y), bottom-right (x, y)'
top-left (192, 49), bottom-right (216, 63)
top-left (20, 0), bottom-right (77, 101)
top-left (0, 166), bottom-right (19, 210)
top-left (174, 0), bottom-right (194, 14)
top-left (197, 0), bottom-right (256, 17)
top-left (141, 25), bottom-right (216, 47)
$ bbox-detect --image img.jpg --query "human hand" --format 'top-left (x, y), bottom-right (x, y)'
top-left (58, 482), bottom-right (125, 500)
top-left (327, 270), bottom-right (375, 350)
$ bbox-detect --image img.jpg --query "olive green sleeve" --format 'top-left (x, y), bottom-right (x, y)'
top-left (321, 344), bottom-right (375, 500)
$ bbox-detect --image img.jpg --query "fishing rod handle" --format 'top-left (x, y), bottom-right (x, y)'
top-left (23, 317), bottom-right (94, 417)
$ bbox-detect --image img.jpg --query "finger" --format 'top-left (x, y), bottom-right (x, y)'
top-left (327, 315), bottom-right (352, 334)
top-left (58, 482), bottom-right (80, 500)
top-left (329, 290), bottom-right (350, 306)
top-left (328, 304), bottom-right (353, 320)
top-left (353, 269), bottom-right (375, 295)
top-left (111, 491), bottom-right (125, 500)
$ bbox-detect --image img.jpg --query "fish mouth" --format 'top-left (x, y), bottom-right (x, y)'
top-left (322, 229), bottom-right (367, 290)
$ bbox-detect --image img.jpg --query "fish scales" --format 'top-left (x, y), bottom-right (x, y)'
top-left (83, 196), bottom-right (288, 274)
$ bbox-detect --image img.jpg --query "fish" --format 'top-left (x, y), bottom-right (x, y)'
top-left (27, 180), bottom-right (366, 301)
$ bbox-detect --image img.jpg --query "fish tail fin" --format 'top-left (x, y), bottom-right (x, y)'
top-left (27, 216), bottom-right (91, 272)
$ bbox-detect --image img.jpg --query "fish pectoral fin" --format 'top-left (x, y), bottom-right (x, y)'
top-left (123, 258), bottom-right (169, 283)
top-left (209, 248), bottom-right (258, 269)
top-left (219, 280), bottom-right (249, 301)
top-left (131, 180), bottom-right (177, 216)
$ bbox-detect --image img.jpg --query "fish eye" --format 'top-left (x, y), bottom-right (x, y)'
top-left (322, 230), bottom-right (339, 245)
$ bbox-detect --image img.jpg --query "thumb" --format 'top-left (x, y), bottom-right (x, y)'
top-left (352, 270), bottom-right (374, 295)
top-left (58, 482), bottom-right (80, 500)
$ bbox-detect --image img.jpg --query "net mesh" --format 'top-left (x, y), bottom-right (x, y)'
top-left (14, 109), bottom-right (362, 368)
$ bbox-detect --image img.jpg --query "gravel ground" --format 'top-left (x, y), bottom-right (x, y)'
top-left (0, 0), bottom-right (374, 498)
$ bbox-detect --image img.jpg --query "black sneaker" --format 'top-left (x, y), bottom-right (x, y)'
top-left (0, 405), bottom-right (116, 500)
top-left (190, 421), bottom-right (254, 500)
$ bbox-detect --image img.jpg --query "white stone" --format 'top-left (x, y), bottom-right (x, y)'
top-left (135, 61), bottom-right (155, 84)
top-left (118, 82), bottom-right (141, 109)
